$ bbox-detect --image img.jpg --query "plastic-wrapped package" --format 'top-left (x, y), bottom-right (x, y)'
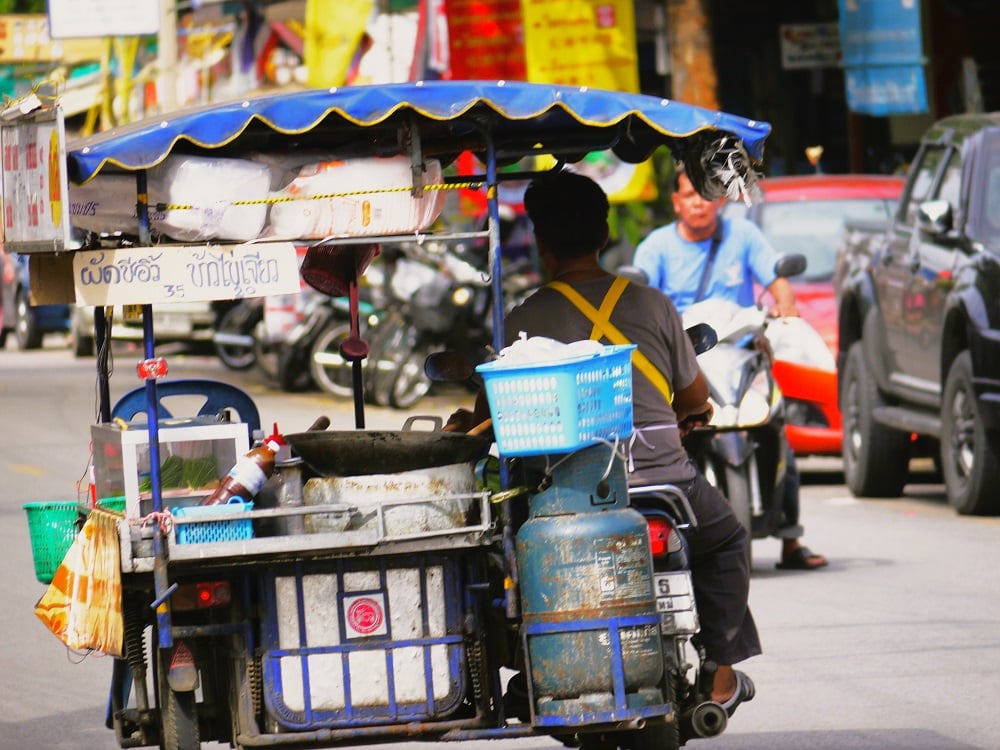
top-left (68, 155), bottom-right (272, 242)
top-left (153, 156), bottom-right (272, 241)
top-left (265, 156), bottom-right (446, 239)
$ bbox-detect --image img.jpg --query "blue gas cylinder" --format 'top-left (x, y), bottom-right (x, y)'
top-left (516, 444), bottom-right (665, 725)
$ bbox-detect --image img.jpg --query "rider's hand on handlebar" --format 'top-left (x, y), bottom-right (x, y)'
top-left (678, 405), bottom-right (713, 437)
top-left (768, 301), bottom-right (799, 318)
top-left (443, 408), bottom-right (477, 433)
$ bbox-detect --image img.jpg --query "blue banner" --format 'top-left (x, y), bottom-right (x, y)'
top-left (838, 0), bottom-right (928, 115)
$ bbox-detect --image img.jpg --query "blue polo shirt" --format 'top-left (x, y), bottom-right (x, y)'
top-left (633, 216), bottom-right (778, 314)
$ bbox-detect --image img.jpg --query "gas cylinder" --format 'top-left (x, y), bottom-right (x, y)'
top-left (516, 444), bottom-right (665, 724)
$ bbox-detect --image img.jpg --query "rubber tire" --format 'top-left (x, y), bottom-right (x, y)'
top-left (389, 345), bottom-right (434, 409)
top-left (367, 313), bottom-right (412, 407)
top-left (628, 658), bottom-right (681, 750)
top-left (276, 344), bottom-right (314, 392)
top-left (214, 304), bottom-right (260, 371)
top-left (841, 341), bottom-right (909, 497)
top-left (15, 287), bottom-right (43, 349)
top-left (309, 321), bottom-right (356, 399)
top-left (941, 351), bottom-right (1000, 515)
top-left (156, 649), bottom-right (200, 750)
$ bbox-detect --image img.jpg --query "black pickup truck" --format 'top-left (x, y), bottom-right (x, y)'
top-left (836, 113), bottom-right (1000, 515)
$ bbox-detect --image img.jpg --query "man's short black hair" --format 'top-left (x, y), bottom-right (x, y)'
top-left (523, 170), bottom-right (609, 259)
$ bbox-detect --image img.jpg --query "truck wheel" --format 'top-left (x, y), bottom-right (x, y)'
top-left (15, 288), bottom-right (43, 349)
top-left (841, 341), bottom-right (909, 497)
top-left (156, 649), bottom-right (200, 750)
top-left (941, 351), bottom-right (1000, 515)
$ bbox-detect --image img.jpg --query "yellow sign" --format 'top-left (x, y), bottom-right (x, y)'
top-left (304, 0), bottom-right (374, 87)
top-left (0, 15), bottom-right (106, 63)
top-left (521, 0), bottom-right (653, 203)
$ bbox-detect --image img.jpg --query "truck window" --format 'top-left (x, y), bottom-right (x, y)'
top-left (935, 151), bottom-right (962, 208)
top-left (903, 147), bottom-right (945, 225)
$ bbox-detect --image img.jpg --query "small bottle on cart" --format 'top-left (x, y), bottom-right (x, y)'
top-left (202, 423), bottom-right (285, 505)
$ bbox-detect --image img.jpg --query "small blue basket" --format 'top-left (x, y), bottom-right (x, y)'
top-left (476, 344), bottom-right (635, 457)
top-left (173, 500), bottom-right (254, 545)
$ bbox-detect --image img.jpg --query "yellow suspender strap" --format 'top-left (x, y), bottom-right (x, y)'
top-left (548, 278), bottom-right (674, 404)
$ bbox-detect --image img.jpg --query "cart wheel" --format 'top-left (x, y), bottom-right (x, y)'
top-left (156, 648), bottom-right (200, 750)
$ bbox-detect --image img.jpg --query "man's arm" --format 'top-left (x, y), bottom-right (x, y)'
top-left (766, 277), bottom-right (798, 317)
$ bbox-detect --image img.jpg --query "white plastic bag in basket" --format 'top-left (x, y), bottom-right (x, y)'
top-left (494, 333), bottom-right (605, 366)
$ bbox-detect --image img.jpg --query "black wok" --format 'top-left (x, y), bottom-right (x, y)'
top-left (284, 429), bottom-right (491, 477)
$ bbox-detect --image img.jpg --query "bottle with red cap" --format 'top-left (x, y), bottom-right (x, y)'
top-left (202, 423), bottom-right (286, 505)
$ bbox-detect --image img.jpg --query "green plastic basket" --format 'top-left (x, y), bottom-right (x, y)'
top-left (23, 501), bottom-right (82, 585)
top-left (97, 496), bottom-right (126, 515)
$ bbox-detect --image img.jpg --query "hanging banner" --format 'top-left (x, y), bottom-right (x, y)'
top-left (522, 0), bottom-right (653, 203)
top-left (445, 0), bottom-right (526, 80)
top-left (838, 0), bottom-right (928, 116)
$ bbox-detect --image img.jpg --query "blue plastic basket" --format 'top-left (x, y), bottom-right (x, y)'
top-left (476, 345), bottom-right (635, 456)
top-left (173, 501), bottom-right (254, 545)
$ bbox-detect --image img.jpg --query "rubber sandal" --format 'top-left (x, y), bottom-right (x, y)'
top-left (776, 546), bottom-right (828, 570)
top-left (718, 670), bottom-right (755, 718)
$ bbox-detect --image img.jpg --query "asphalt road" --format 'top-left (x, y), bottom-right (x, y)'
top-left (3, 339), bottom-right (1000, 749)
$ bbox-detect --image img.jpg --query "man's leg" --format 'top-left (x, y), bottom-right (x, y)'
top-left (674, 470), bottom-right (762, 699)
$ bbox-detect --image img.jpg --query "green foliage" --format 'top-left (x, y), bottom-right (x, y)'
top-left (0, 1), bottom-right (48, 13)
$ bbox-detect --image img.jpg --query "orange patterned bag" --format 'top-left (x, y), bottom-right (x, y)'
top-left (34, 508), bottom-right (123, 656)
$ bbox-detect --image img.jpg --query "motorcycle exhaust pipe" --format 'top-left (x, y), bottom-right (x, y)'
top-left (685, 701), bottom-right (728, 738)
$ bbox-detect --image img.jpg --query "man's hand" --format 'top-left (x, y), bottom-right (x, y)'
top-left (443, 408), bottom-right (477, 433)
top-left (678, 404), bottom-right (713, 437)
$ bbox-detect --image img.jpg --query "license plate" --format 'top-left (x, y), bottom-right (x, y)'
top-left (654, 571), bottom-right (698, 634)
top-left (660, 610), bottom-right (699, 634)
top-left (154, 314), bottom-right (194, 336)
top-left (654, 571), bottom-right (693, 598)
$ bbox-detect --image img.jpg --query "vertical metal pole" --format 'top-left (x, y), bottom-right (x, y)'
top-left (484, 134), bottom-right (519, 618)
top-left (135, 169), bottom-right (173, 649)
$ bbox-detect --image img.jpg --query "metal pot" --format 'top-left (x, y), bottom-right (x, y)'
top-left (283, 429), bottom-right (491, 477)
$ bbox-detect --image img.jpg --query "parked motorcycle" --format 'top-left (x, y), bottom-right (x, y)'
top-left (678, 254), bottom-right (807, 556)
top-left (212, 296), bottom-right (288, 380)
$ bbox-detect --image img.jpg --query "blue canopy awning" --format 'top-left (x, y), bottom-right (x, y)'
top-left (67, 81), bottom-right (771, 198)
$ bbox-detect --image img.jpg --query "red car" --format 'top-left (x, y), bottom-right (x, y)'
top-left (724, 174), bottom-right (905, 456)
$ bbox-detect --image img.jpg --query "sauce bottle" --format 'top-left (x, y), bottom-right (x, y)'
top-left (202, 423), bottom-right (285, 505)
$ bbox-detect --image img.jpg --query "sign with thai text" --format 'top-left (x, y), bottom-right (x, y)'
top-left (72, 242), bottom-right (301, 306)
top-left (0, 105), bottom-right (71, 253)
top-left (838, 0), bottom-right (927, 115)
top-left (779, 23), bottom-right (841, 70)
top-left (522, 0), bottom-right (653, 204)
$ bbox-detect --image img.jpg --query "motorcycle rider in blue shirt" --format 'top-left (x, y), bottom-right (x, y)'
top-left (633, 165), bottom-right (827, 571)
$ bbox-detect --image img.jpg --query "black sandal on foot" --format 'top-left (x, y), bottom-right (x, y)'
top-left (718, 670), bottom-right (755, 718)
top-left (776, 546), bottom-right (828, 570)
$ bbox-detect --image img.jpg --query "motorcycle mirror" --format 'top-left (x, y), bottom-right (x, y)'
top-left (424, 351), bottom-right (479, 384)
top-left (301, 243), bottom-right (381, 297)
top-left (616, 265), bottom-right (650, 285)
top-left (686, 322), bottom-right (718, 354)
top-left (774, 253), bottom-right (807, 279)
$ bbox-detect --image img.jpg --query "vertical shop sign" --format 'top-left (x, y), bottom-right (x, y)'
top-left (1, 105), bottom-right (71, 254)
top-left (522, 0), bottom-right (638, 92)
top-left (838, 0), bottom-right (927, 115)
top-left (522, 0), bottom-right (653, 203)
top-left (445, 0), bottom-right (526, 80)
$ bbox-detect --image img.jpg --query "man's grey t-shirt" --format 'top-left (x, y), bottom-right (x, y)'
top-left (503, 275), bottom-right (700, 485)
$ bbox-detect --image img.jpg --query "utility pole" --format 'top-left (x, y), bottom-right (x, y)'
top-left (665, 0), bottom-right (717, 109)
